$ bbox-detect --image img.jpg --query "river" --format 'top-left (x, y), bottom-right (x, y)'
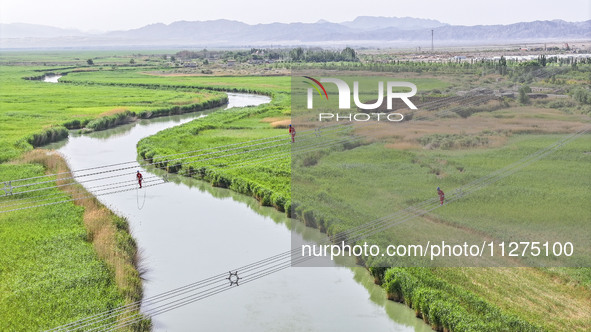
top-left (43, 75), bottom-right (61, 83)
top-left (46, 92), bottom-right (431, 331)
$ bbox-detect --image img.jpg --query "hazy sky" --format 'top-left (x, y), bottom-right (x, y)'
top-left (1, 0), bottom-right (589, 31)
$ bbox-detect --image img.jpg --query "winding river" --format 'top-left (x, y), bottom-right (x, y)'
top-left (43, 75), bottom-right (61, 83)
top-left (47, 87), bottom-right (431, 331)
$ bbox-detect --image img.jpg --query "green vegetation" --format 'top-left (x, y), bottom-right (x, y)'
top-left (291, 134), bottom-right (589, 247)
top-left (0, 50), bottom-right (177, 67)
top-left (138, 87), bottom-right (291, 213)
top-left (0, 185), bottom-right (121, 329)
top-left (60, 69), bottom-right (291, 93)
top-left (379, 267), bottom-right (540, 331)
top-left (0, 54), bottom-right (227, 330)
top-left (1, 49), bottom-right (590, 331)
top-left (0, 151), bottom-right (149, 330)
top-left (0, 65), bottom-right (227, 162)
top-left (519, 85), bottom-right (532, 104)
top-left (418, 133), bottom-right (490, 149)
top-left (430, 267), bottom-right (591, 331)
top-left (289, 47), bottom-right (359, 62)
top-left (174, 47), bottom-right (357, 63)
top-left (134, 64), bottom-right (590, 330)
top-left (572, 87), bottom-right (591, 105)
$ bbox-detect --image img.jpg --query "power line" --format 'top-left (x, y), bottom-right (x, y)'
top-left (0, 130), bottom-right (361, 214)
top-left (5, 122), bottom-right (353, 186)
top-left (4, 88), bottom-right (489, 191)
top-left (0, 130), bottom-right (353, 207)
top-left (2, 91), bottom-right (500, 203)
top-left (1, 123), bottom-right (355, 201)
top-left (0, 176), bottom-right (162, 210)
top-left (46, 128), bottom-right (589, 331)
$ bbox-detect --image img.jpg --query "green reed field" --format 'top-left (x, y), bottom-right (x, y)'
top-left (131, 66), bottom-right (590, 331)
top-left (294, 133), bottom-right (590, 331)
top-left (0, 55), bottom-right (226, 330)
top-left (0, 163), bottom-right (118, 330)
top-left (65, 69), bottom-right (448, 214)
top-left (0, 152), bottom-right (151, 331)
top-left (60, 69), bottom-right (292, 93)
top-left (0, 66), bottom-right (226, 162)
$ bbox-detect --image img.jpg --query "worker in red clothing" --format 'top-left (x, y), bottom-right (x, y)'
top-left (437, 187), bottom-right (445, 205)
top-left (289, 124), bottom-right (296, 143)
top-left (137, 170), bottom-right (143, 188)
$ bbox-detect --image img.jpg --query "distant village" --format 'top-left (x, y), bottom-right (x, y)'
top-left (165, 42), bottom-right (591, 71)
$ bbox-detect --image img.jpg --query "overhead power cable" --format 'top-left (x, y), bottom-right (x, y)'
top-left (1, 129), bottom-right (361, 214)
top-left (46, 127), bottom-right (590, 331)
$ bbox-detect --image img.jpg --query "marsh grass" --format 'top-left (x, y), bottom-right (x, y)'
top-left (0, 150), bottom-right (150, 330)
top-left (0, 66), bottom-right (226, 162)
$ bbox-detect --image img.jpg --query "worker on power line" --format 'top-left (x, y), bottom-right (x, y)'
top-left (289, 124), bottom-right (296, 143)
top-left (437, 187), bottom-right (445, 205)
top-left (137, 170), bottom-right (143, 189)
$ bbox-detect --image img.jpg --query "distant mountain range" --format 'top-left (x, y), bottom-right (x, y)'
top-left (1, 17), bottom-right (589, 49)
top-left (0, 23), bottom-right (87, 39)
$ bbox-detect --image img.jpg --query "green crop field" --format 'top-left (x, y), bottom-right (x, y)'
top-left (0, 50), bottom-right (174, 66)
top-left (61, 69), bottom-right (292, 93)
top-left (0, 66), bottom-right (227, 162)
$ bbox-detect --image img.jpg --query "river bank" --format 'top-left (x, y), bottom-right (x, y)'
top-left (48, 92), bottom-right (432, 331)
top-left (0, 66), bottom-right (230, 329)
top-left (134, 80), bottom-right (591, 331)
top-left (3, 51), bottom-right (589, 331)
top-left (28, 150), bottom-right (150, 329)
top-left (0, 67), bottom-right (229, 162)
top-left (0, 150), bottom-right (150, 330)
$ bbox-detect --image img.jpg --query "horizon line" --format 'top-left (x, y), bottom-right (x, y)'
top-left (1, 17), bottom-right (589, 34)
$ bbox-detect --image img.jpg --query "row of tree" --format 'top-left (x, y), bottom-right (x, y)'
top-left (170, 47), bottom-right (359, 64)
top-left (289, 47), bottom-right (358, 62)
